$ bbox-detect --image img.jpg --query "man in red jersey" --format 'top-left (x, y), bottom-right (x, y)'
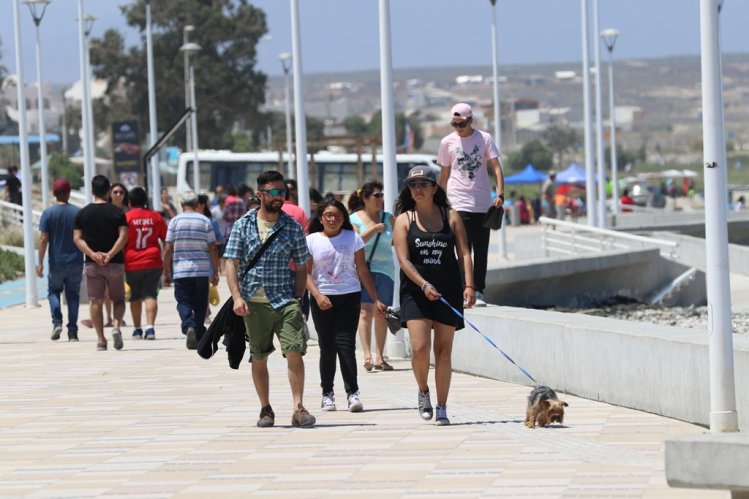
top-left (124, 187), bottom-right (168, 340)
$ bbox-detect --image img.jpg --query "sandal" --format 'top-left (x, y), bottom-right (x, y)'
top-left (363, 358), bottom-right (374, 372)
top-left (374, 361), bottom-right (394, 371)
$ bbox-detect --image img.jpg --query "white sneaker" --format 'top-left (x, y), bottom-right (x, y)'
top-left (347, 391), bottom-right (363, 412)
top-left (321, 392), bottom-right (336, 411)
top-left (474, 291), bottom-right (487, 307)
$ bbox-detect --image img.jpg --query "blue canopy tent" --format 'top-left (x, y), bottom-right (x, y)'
top-left (504, 164), bottom-right (548, 184)
top-left (555, 163), bottom-right (587, 184)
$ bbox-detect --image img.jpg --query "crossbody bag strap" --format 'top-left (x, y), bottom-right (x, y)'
top-left (239, 219), bottom-right (286, 282)
top-left (366, 211), bottom-right (387, 267)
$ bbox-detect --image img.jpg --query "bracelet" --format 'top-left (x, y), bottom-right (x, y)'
top-left (464, 285), bottom-right (474, 290)
top-left (421, 281), bottom-right (431, 292)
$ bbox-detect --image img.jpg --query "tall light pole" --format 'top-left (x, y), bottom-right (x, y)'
top-left (601, 28), bottom-right (619, 219)
top-left (180, 41), bottom-right (201, 192)
top-left (77, 1), bottom-right (94, 202)
top-left (13, 0), bottom-right (38, 307)
top-left (145, 0), bottom-right (160, 211)
top-left (182, 26), bottom-right (194, 157)
top-left (83, 14), bottom-right (96, 184)
top-left (290, 0), bottom-right (310, 214)
top-left (592, 0), bottom-right (606, 227)
top-left (24, 0), bottom-right (51, 208)
top-left (699, 0), bottom-right (737, 433)
top-left (489, 0), bottom-right (507, 259)
top-left (580, 0), bottom-right (596, 227)
top-left (279, 52), bottom-right (294, 180)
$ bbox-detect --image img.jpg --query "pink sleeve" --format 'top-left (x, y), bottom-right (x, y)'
top-left (437, 138), bottom-right (451, 167)
top-left (484, 133), bottom-right (500, 160)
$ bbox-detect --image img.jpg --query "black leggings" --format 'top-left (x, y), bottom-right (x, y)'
top-left (310, 292), bottom-right (361, 396)
top-left (459, 211), bottom-right (490, 293)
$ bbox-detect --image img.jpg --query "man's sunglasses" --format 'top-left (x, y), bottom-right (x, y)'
top-left (370, 192), bottom-right (384, 199)
top-left (407, 181), bottom-right (433, 190)
top-left (259, 188), bottom-right (287, 197)
top-left (450, 120), bottom-right (470, 129)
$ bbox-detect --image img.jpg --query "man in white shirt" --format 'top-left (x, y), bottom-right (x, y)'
top-left (437, 103), bottom-right (505, 307)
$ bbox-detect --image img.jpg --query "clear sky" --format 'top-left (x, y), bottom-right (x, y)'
top-left (1, 0), bottom-right (748, 85)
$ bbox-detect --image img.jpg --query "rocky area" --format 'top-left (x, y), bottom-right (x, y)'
top-left (554, 303), bottom-right (749, 336)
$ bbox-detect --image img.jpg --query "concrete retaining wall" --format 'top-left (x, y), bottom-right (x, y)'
top-left (654, 231), bottom-right (749, 276)
top-left (483, 248), bottom-right (706, 308)
top-left (450, 306), bottom-right (749, 431)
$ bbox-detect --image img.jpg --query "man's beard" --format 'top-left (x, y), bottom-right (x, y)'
top-left (263, 200), bottom-right (283, 214)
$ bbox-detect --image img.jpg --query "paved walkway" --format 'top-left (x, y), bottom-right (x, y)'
top-left (0, 281), bottom-right (723, 498)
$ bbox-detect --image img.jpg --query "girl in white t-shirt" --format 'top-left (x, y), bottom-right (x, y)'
top-left (306, 199), bottom-right (387, 413)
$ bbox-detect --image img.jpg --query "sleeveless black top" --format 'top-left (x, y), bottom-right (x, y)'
top-left (399, 208), bottom-right (464, 329)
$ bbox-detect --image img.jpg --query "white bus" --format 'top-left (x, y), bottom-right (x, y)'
top-left (176, 150), bottom-right (439, 194)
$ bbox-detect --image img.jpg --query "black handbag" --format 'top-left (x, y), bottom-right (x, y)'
top-left (198, 220), bottom-right (285, 362)
top-left (482, 205), bottom-right (504, 230)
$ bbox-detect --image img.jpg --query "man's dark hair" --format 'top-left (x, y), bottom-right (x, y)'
top-left (257, 170), bottom-right (284, 189)
top-left (237, 183), bottom-right (253, 198)
top-left (129, 187), bottom-right (148, 208)
top-left (92, 175), bottom-right (111, 198)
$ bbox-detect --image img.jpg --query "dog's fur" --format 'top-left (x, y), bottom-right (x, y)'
top-left (525, 386), bottom-right (568, 428)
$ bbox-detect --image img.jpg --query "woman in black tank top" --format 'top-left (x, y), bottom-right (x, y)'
top-left (393, 167), bottom-right (475, 426)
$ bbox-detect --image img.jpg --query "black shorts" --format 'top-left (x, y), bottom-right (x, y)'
top-left (126, 268), bottom-right (162, 301)
top-left (399, 288), bottom-right (464, 330)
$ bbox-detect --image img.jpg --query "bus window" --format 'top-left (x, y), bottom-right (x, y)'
top-left (318, 162), bottom-right (359, 194)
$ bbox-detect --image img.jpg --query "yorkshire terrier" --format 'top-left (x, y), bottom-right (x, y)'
top-left (525, 386), bottom-right (568, 428)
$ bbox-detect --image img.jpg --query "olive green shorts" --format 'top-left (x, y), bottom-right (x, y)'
top-left (243, 300), bottom-right (306, 360)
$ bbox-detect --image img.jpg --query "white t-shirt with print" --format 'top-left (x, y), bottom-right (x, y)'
top-left (306, 229), bottom-right (365, 295)
top-left (437, 129), bottom-right (500, 213)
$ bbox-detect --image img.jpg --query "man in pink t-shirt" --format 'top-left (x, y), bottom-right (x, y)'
top-left (437, 103), bottom-right (505, 307)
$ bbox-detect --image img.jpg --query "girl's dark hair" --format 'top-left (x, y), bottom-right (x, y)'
top-left (109, 182), bottom-right (130, 206)
top-left (394, 181), bottom-right (450, 215)
top-left (197, 193), bottom-right (212, 218)
top-left (309, 188), bottom-right (323, 203)
top-left (308, 198), bottom-right (354, 234)
top-left (347, 180), bottom-right (383, 212)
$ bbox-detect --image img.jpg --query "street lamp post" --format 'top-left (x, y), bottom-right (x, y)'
top-left (83, 14), bottom-right (96, 185)
top-left (182, 26), bottom-right (194, 157)
top-left (601, 28), bottom-right (619, 219)
top-left (279, 52), bottom-right (294, 180)
top-left (180, 41), bottom-right (201, 192)
top-left (145, 0), bottom-right (160, 211)
top-left (592, 0), bottom-right (606, 227)
top-left (580, 0), bottom-right (596, 227)
top-left (290, 0), bottom-right (310, 214)
top-left (12, 0), bottom-right (38, 307)
top-left (489, 0), bottom-right (507, 259)
top-left (24, 0), bottom-right (51, 208)
top-left (76, 1), bottom-right (94, 202)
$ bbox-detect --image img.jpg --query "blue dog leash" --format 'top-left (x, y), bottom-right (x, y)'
top-left (438, 296), bottom-right (536, 383)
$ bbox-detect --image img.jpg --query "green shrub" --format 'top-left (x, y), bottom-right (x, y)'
top-left (0, 248), bottom-right (24, 283)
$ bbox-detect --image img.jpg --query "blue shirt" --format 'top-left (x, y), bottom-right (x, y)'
top-left (165, 212), bottom-right (216, 279)
top-left (39, 203), bottom-right (83, 270)
top-left (223, 210), bottom-right (309, 309)
top-left (349, 211), bottom-right (395, 280)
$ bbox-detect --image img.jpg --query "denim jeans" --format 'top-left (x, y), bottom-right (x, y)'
top-left (173, 277), bottom-right (209, 339)
top-left (48, 264), bottom-right (83, 334)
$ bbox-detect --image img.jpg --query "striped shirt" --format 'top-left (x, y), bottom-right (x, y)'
top-left (165, 212), bottom-right (216, 279)
top-left (223, 210), bottom-right (309, 309)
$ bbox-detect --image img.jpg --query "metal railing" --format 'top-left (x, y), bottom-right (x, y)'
top-left (0, 200), bottom-right (42, 230)
top-left (539, 216), bottom-right (679, 260)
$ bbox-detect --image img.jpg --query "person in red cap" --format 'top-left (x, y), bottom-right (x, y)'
top-left (37, 178), bottom-right (84, 341)
top-left (437, 103), bottom-right (505, 307)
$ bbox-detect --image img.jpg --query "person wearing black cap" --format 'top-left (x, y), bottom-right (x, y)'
top-left (393, 165), bottom-right (475, 426)
top-left (37, 178), bottom-right (84, 341)
top-left (437, 103), bottom-right (505, 307)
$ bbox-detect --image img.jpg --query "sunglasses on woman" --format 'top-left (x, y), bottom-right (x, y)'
top-left (370, 192), bottom-right (384, 199)
top-left (407, 181), bottom-right (433, 190)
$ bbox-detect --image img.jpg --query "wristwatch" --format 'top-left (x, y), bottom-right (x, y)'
top-left (496, 193), bottom-right (505, 201)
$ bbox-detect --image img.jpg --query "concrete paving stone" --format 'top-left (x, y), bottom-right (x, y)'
top-left (0, 280), bottom-right (730, 498)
